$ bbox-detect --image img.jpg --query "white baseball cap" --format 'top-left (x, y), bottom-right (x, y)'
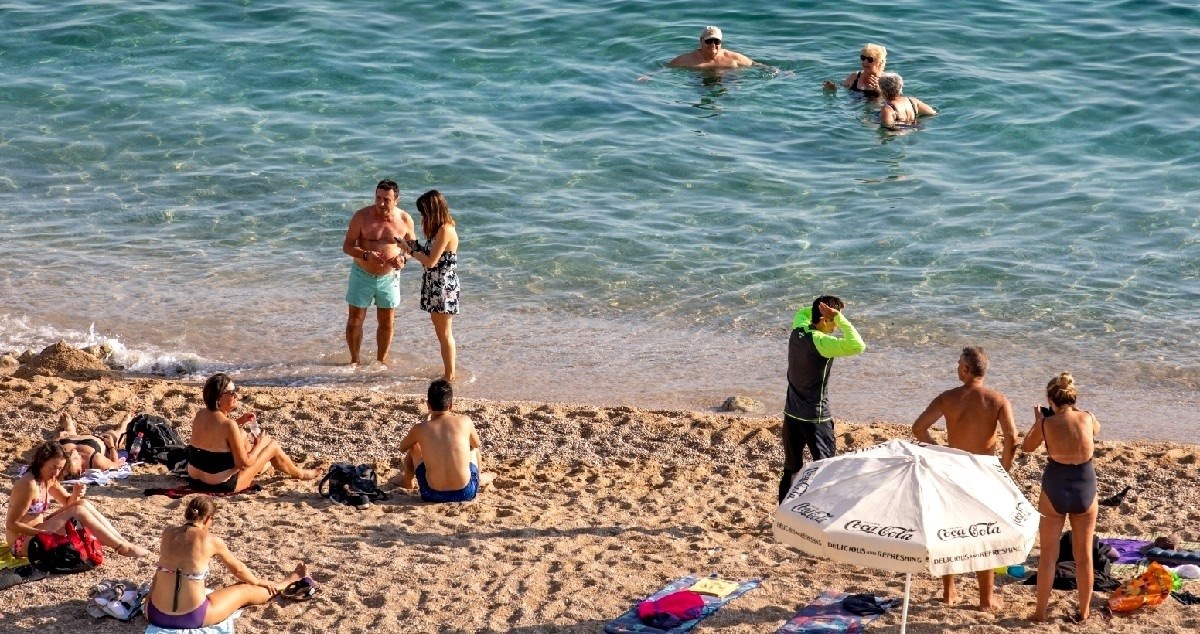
top-left (700, 26), bottom-right (723, 42)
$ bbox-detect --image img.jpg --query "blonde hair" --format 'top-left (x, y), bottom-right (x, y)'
top-left (1046, 372), bottom-right (1079, 407)
top-left (861, 43), bottom-right (887, 69)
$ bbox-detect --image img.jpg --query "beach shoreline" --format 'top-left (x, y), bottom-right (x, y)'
top-left (2, 351), bottom-right (1199, 632)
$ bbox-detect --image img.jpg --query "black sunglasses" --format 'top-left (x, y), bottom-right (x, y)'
top-left (860, 55), bottom-right (875, 63)
top-left (704, 38), bottom-right (721, 46)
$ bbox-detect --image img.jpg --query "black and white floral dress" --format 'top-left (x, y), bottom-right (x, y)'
top-left (414, 239), bottom-right (460, 315)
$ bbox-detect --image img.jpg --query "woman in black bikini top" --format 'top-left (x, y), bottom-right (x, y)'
top-left (1021, 372), bottom-right (1102, 624)
top-left (55, 412), bottom-right (126, 475)
top-left (823, 42), bottom-right (887, 97)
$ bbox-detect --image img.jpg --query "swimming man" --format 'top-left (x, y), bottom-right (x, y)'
top-left (668, 26), bottom-right (754, 69)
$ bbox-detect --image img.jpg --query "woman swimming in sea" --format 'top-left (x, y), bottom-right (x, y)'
top-left (876, 72), bottom-right (936, 129)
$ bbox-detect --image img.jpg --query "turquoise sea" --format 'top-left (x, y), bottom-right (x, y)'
top-left (1, 1), bottom-right (1197, 441)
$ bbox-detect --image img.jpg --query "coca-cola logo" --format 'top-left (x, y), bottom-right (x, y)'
top-left (936, 522), bottom-right (1001, 541)
top-left (783, 466), bottom-right (820, 502)
top-left (789, 502), bottom-right (832, 523)
top-left (844, 520), bottom-right (915, 541)
top-left (1012, 506), bottom-right (1032, 526)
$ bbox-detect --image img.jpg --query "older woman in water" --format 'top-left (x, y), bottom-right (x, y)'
top-left (876, 73), bottom-right (937, 129)
top-left (824, 43), bottom-right (888, 97)
top-left (1021, 372), bottom-right (1101, 623)
top-left (145, 496), bottom-right (315, 629)
top-left (5, 441), bottom-right (149, 558)
top-left (187, 373), bottom-right (320, 493)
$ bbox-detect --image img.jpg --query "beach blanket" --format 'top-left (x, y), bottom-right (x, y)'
top-left (776, 590), bottom-right (897, 633)
top-left (1100, 537), bottom-right (1151, 564)
top-left (65, 463), bottom-right (133, 487)
top-left (144, 482), bottom-right (262, 499)
top-left (146, 609), bottom-right (242, 634)
top-left (604, 575), bottom-right (760, 634)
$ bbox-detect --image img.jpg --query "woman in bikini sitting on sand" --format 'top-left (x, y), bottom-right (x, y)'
top-left (1021, 372), bottom-right (1101, 623)
top-left (145, 496), bottom-right (316, 629)
top-left (56, 412), bottom-right (127, 475)
top-left (187, 373), bottom-right (320, 493)
top-left (5, 441), bottom-right (149, 559)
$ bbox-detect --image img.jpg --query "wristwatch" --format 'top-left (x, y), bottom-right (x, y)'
top-left (362, 251), bottom-right (370, 261)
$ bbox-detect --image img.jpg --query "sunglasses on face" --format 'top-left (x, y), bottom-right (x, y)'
top-left (704, 38), bottom-right (721, 46)
top-left (860, 55), bottom-right (875, 63)
top-left (222, 390), bottom-right (238, 398)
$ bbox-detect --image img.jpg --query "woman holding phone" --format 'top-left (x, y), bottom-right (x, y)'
top-left (396, 190), bottom-right (460, 381)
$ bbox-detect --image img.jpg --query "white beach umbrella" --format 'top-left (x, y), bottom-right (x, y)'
top-left (773, 439), bottom-right (1038, 633)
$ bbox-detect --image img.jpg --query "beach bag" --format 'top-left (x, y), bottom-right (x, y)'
top-left (1109, 562), bottom-right (1173, 613)
top-left (27, 519), bottom-right (104, 574)
top-left (120, 414), bottom-right (187, 467)
top-left (318, 463), bottom-right (388, 505)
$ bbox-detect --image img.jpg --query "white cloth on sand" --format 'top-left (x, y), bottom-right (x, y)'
top-left (145, 610), bottom-right (242, 634)
top-left (64, 463), bottom-right (133, 487)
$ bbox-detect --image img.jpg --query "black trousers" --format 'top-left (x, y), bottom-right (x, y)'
top-left (778, 414), bottom-right (836, 503)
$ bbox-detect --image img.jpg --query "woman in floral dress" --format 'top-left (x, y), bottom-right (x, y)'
top-left (399, 190), bottom-right (460, 381)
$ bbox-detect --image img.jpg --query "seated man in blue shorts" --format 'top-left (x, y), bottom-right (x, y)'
top-left (396, 380), bottom-right (495, 503)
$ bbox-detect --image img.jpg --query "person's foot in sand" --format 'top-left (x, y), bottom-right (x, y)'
top-left (116, 541), bottom-right (151, 558)
top-left (978, 595), bottom-right (1003, 613)
top-left (58, 412), bottom-right (78, 435)
top-left (277, 561), bottom-right (307, 592)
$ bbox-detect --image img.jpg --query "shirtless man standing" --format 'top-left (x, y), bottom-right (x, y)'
top-left (912, 346), bottom-right (1018, 612)
top-left (396, 379), bottom-right (495, 503)
top-left (342, 180), bottom-right (415, 365)
top-left (668, 26), bottom-right (754, 69)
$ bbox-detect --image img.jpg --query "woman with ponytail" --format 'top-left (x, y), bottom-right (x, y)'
top-left (145, 496), bottom-right (316, 628)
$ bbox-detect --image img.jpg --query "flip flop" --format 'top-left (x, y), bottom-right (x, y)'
top-left (280, 576), bottom-right (318, 601)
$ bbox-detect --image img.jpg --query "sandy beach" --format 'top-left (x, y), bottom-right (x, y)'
top-left (1, 347), bottom-right (1198, 633)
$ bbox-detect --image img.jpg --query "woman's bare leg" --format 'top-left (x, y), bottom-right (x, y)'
top-left (1030, 493), bottom-right (1066, 622)
top-left (431, 313), bottom-right (456, 381)
top-left (202, 562), bottom-right (306, 626)
top-left (235, 436), bottom-right (319, 490)
top-left (1068, 502), bottom-right (1099, 621)
top-left (40, 502), bottom-right (148, 557)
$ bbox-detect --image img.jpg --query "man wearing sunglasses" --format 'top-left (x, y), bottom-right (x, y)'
top-left (668, 26), bottom-right (754, 69)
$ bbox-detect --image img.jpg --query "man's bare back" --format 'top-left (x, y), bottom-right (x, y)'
top-left (400, 411), bottom-right (479, 491)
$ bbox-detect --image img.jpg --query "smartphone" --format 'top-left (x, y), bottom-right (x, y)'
top-left (1039, 406), bottom-right (1054, 418)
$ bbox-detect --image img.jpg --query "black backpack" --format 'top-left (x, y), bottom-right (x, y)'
top-left (120, 414), bottom-right (187, 467)
top-left (318, 463), bottom-right (388, 507)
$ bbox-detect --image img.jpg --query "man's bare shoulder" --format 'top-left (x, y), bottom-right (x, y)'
top-left (668, 51), bottom-right (701, 67)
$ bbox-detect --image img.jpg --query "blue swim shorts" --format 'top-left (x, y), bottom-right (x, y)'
top-left (346, 263), bottom-right (400, 309)
top-left (416, 462), bottom-right (479, 503)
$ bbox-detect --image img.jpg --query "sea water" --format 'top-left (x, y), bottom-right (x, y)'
top-left (0, 1), bottom-right (1197, 441)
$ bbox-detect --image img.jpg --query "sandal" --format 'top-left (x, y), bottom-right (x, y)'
top-left (280, 576), bottom-right (319, 601)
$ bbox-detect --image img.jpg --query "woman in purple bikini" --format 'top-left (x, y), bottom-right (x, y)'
top-left (144, 496), bottom-right (317, 628)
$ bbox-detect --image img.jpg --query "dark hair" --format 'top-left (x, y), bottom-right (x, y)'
top-left (376, 179), bottom-right (399, 194)
top-left (1047, 372), bottom-right (1078, 407)
top-left (811, 295), bottom-right (845, 325)
top-left (427, 379), bottom-right (453, 411)
top-left (184, 495), bottom-right (216, 523)
top-left (203, 373), bottom-right (235, 411)
top-left (416, 189), bottom-right (456, 239)
top-left (960, 346), bottom-right (988, 377)
top-left (29, 442), bottom-right (68, 482)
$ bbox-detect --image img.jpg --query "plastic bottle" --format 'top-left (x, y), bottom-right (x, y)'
top-left (129, 432), bottom-right (145, 463)
top-left (249, 417), bottom-right (261, 438)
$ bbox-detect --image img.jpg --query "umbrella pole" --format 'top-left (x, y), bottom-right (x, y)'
top-left (901, 572), bottom-right (911, 634)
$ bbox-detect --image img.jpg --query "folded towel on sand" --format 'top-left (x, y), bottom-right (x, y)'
top-left (144, 482), bottom-right (262, 499)
top-left (65, 463), bottom-right (133, 487)
top-left (604, 575), bottom-right (760, 634)
top-left (776, 590), bottom-right (897, 633)
top-left (1099, 538), bottom-right (1152, 565)
top-left (145, 609), bottom-right (242, 634)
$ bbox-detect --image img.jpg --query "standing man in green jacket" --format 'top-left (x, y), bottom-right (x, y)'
top-left (779, 295), bottom-right (867, 503)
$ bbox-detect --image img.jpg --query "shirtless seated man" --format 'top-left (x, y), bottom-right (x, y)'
top-left (668, 26), bottom-right (754, 69)
top-left (912, 346), bottom-right (1018, 612)
top-left (395, 379), bottom-right (495, 503)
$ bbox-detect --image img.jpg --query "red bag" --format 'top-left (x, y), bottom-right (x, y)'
top-left (27, 519), bottom-right (104, 574)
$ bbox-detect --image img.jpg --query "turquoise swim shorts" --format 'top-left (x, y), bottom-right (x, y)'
top-left (346, 263), bottom-right (400, 309)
